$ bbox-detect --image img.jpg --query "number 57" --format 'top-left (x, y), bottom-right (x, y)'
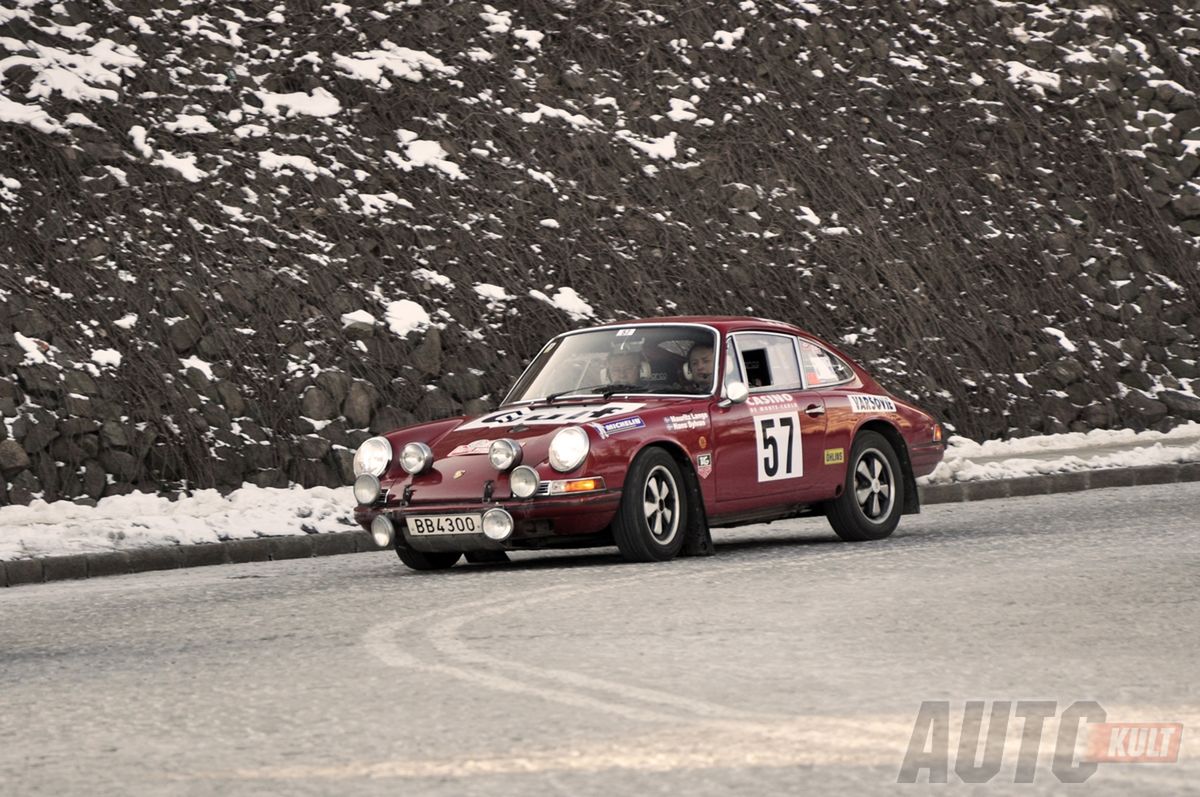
top-left (757, 414), bottom-right (798, 481)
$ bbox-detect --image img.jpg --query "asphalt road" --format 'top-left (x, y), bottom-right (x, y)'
top-left (2, 484), bottom-right (1197, 796)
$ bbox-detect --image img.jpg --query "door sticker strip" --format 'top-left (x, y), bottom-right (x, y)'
top-left (665, 412), bottom-right (709, 431)
top-left (755, 411), bottom-right (802, 482)
top-left (848, 394), bottom-right (897, 413)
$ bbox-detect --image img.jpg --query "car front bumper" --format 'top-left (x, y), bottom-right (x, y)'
top-left (353, 490), bottom-right (623, 552)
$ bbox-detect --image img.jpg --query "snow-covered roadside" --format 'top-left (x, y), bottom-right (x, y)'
top-left (0, 485), bottom-right (356, 561)
top-left (923, 422), bottom-right (1200, 484)
top-left (2, 424), bottom-right (1199, 561)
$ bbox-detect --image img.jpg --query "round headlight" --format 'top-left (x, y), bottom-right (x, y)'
top-left (353, 436), bottom-right (392, 477)
top-left (370, 515), bottom-right (395, 548)
top-left (510, 465), bottom-right (539, 499)
top-left (488, 438), bottom-right (522, 471)
top-left (354, 474), bottom-right (382, 505)
top-left (481, 508), bottom-right (514, 541)
top-left (399, 441), bottom-right (433, 474)
top-left (548, 426), bottom-right (590, 472)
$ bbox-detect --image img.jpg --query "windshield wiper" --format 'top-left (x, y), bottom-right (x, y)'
top-left (539, 384), bottom-right (641, 404)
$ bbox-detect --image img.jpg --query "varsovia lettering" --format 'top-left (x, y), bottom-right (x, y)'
top-left (848, 394), bottom-right (897, 414)
top-left (458, 402), bottom-right (646, 430)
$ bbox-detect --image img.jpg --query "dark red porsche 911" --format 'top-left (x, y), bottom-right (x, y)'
top-left (353, 317), bottom-right (945, 571)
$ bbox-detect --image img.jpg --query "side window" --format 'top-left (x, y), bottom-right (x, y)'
top-left (732, 333), bottom-right (802, 390)
top-left (798, 339), bottom-right (854, 387)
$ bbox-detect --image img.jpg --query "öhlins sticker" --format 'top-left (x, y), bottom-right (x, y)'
top-left (824, 448), bottom-right (845, 465)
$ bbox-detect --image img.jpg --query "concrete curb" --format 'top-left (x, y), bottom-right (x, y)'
top-left (1, 531), bottom-right (373, 589)
top-left (3, 462), bottom-right (1199, 588)
top-left (917, 461), bottom-right (1200, 505)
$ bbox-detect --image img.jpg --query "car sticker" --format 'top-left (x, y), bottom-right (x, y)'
top-left (458, 402), bottom-right (646, 430)
top-left (696, 453), bottom-right (713, 479)
top-left (824, 447), bottom-right (845, 465)
top-left (848, 394), bottom-right (897, 413)
top-left (447, 439), bottom-right (493, 456)
top-left (755, 411), bottom-right (802, 482)
top-left (665, 412), bottom-right (709, 431)
top-left (747, 393), bottom-right (798, 413)
top-left (592, 416), bottom-right (645, 439)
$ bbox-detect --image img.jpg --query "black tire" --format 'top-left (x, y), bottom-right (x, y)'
top-left (396, 547), bottom-right (461, 571)
top-left (827, 431), bottom-right (904, 542)
top-left (613, 448), bottom-right (689, 562)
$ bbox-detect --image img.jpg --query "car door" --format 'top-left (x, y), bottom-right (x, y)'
top-left (711, 332), bottom-right (829, 511)
top-left (796, 338), bottom-right (863, 494)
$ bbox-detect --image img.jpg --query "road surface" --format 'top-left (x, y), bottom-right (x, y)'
top-left (2, 483), bottom-right (1197, 795)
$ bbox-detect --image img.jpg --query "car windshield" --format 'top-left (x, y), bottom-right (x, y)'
top-left (504, 325), bottom-right (719, 404)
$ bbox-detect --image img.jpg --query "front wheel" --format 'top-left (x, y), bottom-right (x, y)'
top-left (827, 431), bottom-right (904, 542)
top-left (396, 547), bottom-right (462, 571)
top-left (612, 448), bottom-right (689, 562)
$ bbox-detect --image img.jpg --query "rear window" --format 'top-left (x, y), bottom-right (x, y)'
top-left (798, 339), bottom-right (854, 387)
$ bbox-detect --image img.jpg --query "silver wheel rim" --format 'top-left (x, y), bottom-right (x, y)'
top-left (642, 465), bottom-right (680, 545)
top-left (853, 448), bottom-right (895, 524)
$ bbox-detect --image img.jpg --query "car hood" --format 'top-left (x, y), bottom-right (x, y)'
top-left (382, 397), bottom-right (697, 503)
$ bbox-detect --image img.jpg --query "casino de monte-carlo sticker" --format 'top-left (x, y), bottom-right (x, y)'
top-left (847, 394), bottom-right (897, 413)
top-left (746, 393), bottom-right (797, 413)
top-left (459, 402), bottom-right (646, 430)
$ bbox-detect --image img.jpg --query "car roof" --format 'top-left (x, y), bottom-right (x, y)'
top-left (596, 315), bottom-right (811, 337)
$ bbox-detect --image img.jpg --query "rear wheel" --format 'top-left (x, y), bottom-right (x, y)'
top-left (396, 547), bottom-right (461, 571)
top-left (827, 431), bottom-right (904, 542)
top-left (613, 448), bottom-right (689, 562)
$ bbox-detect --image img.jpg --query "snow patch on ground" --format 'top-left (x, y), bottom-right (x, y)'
top-left (528, 287), bottom-right (595, 320)
top-left (384, 299), bottom-right (430, 337)
top-left (252, 88), bottom-right (341, 118)
top-left (0, 486), bottom-right (356, 561)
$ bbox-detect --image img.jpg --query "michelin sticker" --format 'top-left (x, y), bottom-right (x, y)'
top-left (848, 394), bottom-right (897, 413)
top-left (458, 402), bottom-right (646, 430)
top-left (593, 416), bottom-right (645, 438)
top-left (665, 412), bottom-right (709, 431)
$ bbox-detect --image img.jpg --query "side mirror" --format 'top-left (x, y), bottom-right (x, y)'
top-left (718, 381), bottom-right (749, 408)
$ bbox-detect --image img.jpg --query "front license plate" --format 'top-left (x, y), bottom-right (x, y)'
top-left (406, 514), bottom-right (483, 535)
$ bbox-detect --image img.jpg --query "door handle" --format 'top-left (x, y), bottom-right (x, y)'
top-left (804, 404), bottom-right (825, 417)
